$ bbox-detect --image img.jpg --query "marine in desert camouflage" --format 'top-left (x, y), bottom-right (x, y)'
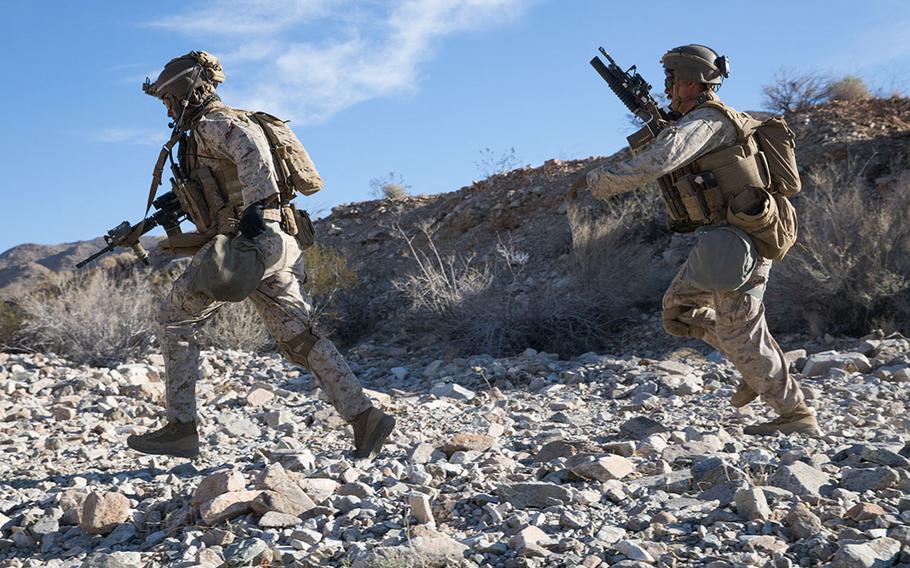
top-left (577, 45), bottom-right (818, 437)
top-left (126, 51), bottom-right (395, 459)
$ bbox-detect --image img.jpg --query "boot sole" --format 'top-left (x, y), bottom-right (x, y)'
top-left (127, 438), bottom-right (200, 459)
top-left (743, 423), bottom-right (820, 437)
top-left (354, 415), bottom-right (396, 460)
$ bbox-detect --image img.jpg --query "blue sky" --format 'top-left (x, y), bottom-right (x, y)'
top-left (2, 0), bottom-right (909, 254)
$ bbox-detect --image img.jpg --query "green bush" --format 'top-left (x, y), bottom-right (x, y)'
top-left (0, 301), bottom-right (23, 349)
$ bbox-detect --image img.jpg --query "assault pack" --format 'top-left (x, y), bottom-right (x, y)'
top-left (248, 111), bottom-right (323, 200)
top-left (248, 111), bottom-right (320, 249)
top-left (682, 99), bottom-right (800, 261)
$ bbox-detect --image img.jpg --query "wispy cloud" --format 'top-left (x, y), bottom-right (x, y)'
top-left (145, 0), bottom-right (528, 124)
top-left (147, 0), bottom-right (340, 36)
top-left (95, 128), bottom-right (166, 147)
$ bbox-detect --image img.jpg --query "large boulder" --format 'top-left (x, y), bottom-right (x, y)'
top-left (80, 491), bottom-right (130, 535)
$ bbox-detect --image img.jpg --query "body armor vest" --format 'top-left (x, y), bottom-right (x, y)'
top-left (661, 96), bottom-right (800, 261)
top-left (173, 107), bottom-right (266, 238)
top-left (663, 97), bottom-right (770, 229)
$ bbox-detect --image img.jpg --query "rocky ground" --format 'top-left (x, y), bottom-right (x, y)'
top-left (0, 329), bottom-right (909, 568)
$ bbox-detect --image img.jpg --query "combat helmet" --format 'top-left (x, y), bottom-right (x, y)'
top-left (661, 44), bottom-right (730, 86)
top-left (142, 51), bottom-right (224, 102)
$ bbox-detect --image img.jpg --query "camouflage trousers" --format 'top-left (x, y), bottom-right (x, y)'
top-left (661, 255), bottom-right (805, 415)
top-left (157, 225), bottom-right (373, 424)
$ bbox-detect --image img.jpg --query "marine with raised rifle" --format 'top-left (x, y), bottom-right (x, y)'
top-left (573, 45), bottom-right (818, 436)
top-left (84, 51), bottom-right (396, 459)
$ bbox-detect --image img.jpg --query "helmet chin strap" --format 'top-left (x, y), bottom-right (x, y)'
top-left (669, 83), bottom-right (712, 114)
top-left (168, 65), bottom-right (203, 132)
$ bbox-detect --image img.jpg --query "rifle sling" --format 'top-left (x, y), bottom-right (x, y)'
top-left (128, 132), bottom-right (182, 243)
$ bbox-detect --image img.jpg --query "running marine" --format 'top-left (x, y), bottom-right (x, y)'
top-left (575, 44), bottom-right (818, 437)
top-left (127, 51), bottom-right (396, 459)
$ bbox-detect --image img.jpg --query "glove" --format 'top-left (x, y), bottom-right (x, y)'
top-left (567, 170), bottom-right (590, 200)
top-left (239, 203), bottom-right (267, 239)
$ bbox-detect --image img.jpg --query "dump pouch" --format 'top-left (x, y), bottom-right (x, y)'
top-left (188, 233), bottom-right (267, 302)
top-left (726, 187), bottom-right (797, 261)
top-left (686, 225), bottom-right (757, 292)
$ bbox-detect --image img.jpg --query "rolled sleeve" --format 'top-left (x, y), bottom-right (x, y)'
top-left (587, 108), bottom-right (736, 200)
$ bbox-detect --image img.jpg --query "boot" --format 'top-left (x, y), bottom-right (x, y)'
top-left (731, 381), bottom-right (759, 407)
top-left (127, 421), bottom-right (199, 458)
top-left (351, 407), bottom-right (395, 460)
top-left (743, 404), bottom-right (820, 437)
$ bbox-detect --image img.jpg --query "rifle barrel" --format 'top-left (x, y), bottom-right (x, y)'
top-left (75, 245), bottom-right (115, 269)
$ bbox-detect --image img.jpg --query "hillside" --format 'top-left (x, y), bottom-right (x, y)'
top-left (0, 97), bottom-right (909, 568)
top-left (2, 97), bottom-right (909, 352)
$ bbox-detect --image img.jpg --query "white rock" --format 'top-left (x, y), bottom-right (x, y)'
top-left (429, 383), bottom-right (475, 400)
top-left (734, 487), bottom-right (771, 521)
top-left (802, 351), bottom-right (872, 377)
top-left (568, 454), bottom-right (635, 481)
top-left (408, 493), bottom-right (434, 525)
top-left (831, 537), bottom-right (901, 567)
top-left (614, 540), bottom-right (654, 562)
top-left (245, 387), bottom-right (275, 407)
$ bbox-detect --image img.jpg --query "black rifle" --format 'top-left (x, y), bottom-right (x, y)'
top-left (589, 47), bottom-right (691, 227)
top-left (77, 191), bottom-right (186, 268)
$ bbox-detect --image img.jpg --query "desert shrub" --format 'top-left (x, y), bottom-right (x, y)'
top-left (827, 75), bottom-right (871, 101)
top-left (768, 161), bottom-right (910, 336)
top-left (199, 301), bottom-right (273, 352)
top-left (302, 244), bottom-right (358, 327)
top-left (393, 222), bottom-right (494, 316)
top-left (392, 191), bottom-right (674, 357)
top-left (16, 267), bottom-right (159, 364)
top-left (370, 172), bottom-right (410, 200)
top-left (11, 243), bottom-right (359, 361)
top-left (199, 244), bottom-right (356, 351)
top-left (476, 147), bottom-right (521, 178)
top-left (762, 69), bottom-right (831, 114)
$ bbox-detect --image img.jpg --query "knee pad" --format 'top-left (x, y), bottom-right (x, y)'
top-left (280, 327), bottom-right (321, 363)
